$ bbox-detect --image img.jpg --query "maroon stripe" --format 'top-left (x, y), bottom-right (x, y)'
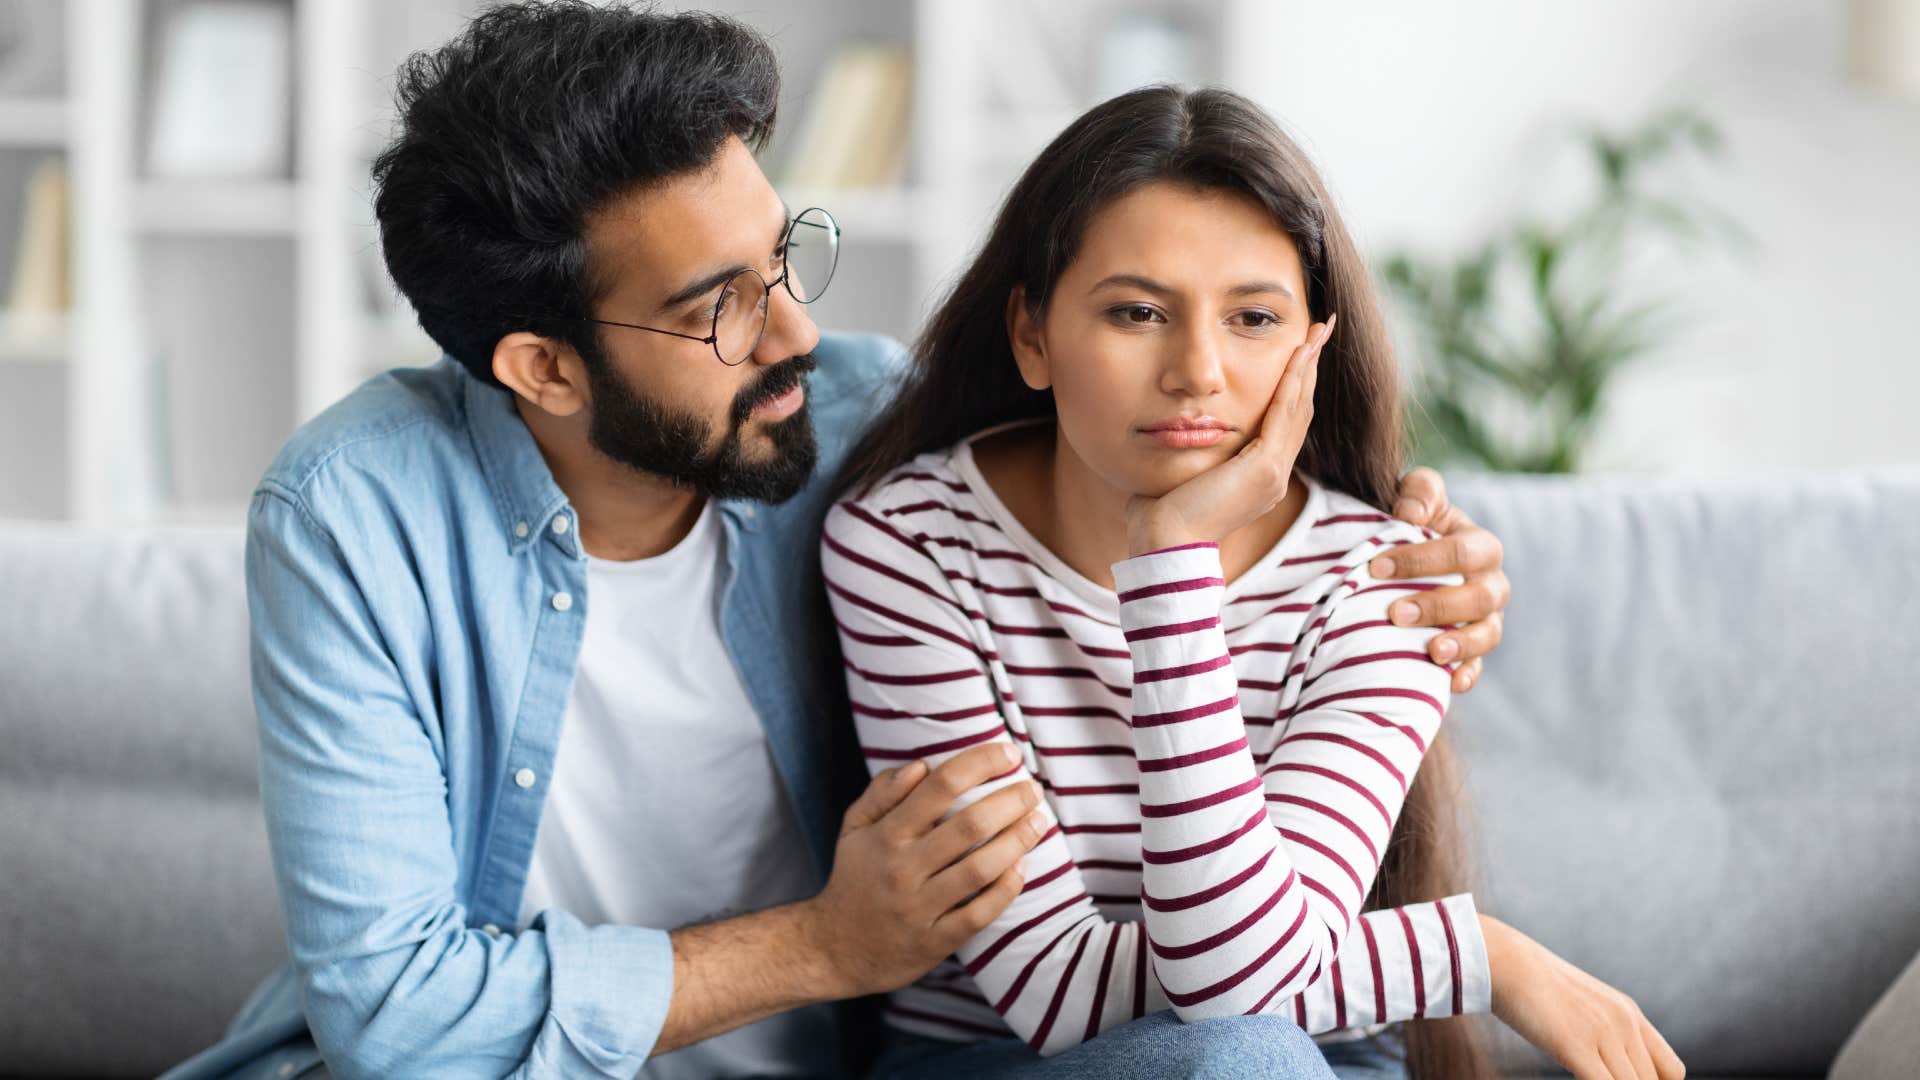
top-left (1116, 576), bottom-right (1225, 603)
top-left (1149, 873), bottom-right (1290, 960)
top-left (1135, 653), bottom-right (1233, 684)
top-left (1296, 870), bottom-right (1352, 926)
top-left (1348, 581), bottom-right (1442, 598)
top-left (1294, 994), bottom-right (1307, 1027)
top-left (1265, 761), bottom-right (1392, 829)
top-left (1139, 735), bottom-right (1248, 772)
top-left (1123, 615), bottom-right (1220, 643)
top-left (1085, 930), bottom-right (1122, 1042)
top-left (827, 579), bottom-right (974, 653)
top-left (913, 532), bottom-right (1035, 563)
top-left (863, 727), bottom-right (1000, 760)
top-left (1005, 663), bottom-right (1130, 698)
top-left (1245, 948), bottom-right (1316, 1016)
top-left (823, 530), bottom-right (968, 616)
top-left (845, 659), bottom-right (979, 686)
top-left (1296, 684), bottom-right (1444, 721)
top-left (1133, 694), bottom-right (1238, 728)
top-left (1357, 709), bottom-right (1428, 753)
top-left (1161, 898), bottom-right (1309, 1007)
top-left (836, 624), bottom-right (917, 647)
top-left (1269, 792), bottom-right (1379, 863)
top-left (1280, 548), bottom-right (1348, 566)
top-left (1133, 927), bottom-right (1148, 1017)
top-left (1331, 956), bottom-right (1348, 1028)
top-left (1142, 807), bottom-right (1266, 864)
top-left (1141, 776), bottom-right (1263, 818)
top-left (1298, 650), bottom-right (1434, 691)
top-left (1143, 849), bottom-right (1273, 912)
top-left (1078, 858), bottom-right (1143, 872)
top-left (851, 700), bottom-right (999, 723)
top-left (1060, 821), bottom-right (1142, 835)
top-left (1019, 859), bottom-right (1074, 893)
top-left (1029, 929), bottom-right (1094, 1050)
top-left (1229, 640), bottom-right (1299, 653)
top-left (1046, 781), bottom-right (1139, 797)
top-left (1033, 742), bottom-right (1133, 759)
top-left (1436, 899), bottom-right (1464, 1017)
top-left (1362, 915), bottom-right (1385, 1023)
top-left (968, 894), bottom-right (1089, 974)
top-left (885, 499), bottom-right (996, 526)
top-left (1025, 703), bottom-right (1128, 723)
top-left (888, 470), bottom-right (969, 492)
top-left (992, 913), bottom-right (1096, 1014)
top-left (1318, 618), bottom-right (1397, 646)
top-left (1398, 908), bottom-right (1426, 1018)
top-left (1278, 826), bottom-right (1364, 896)
top-left (1314, 513), bottom-right (1391, 527)
top-left (1275, 731), bottom-right (1408, 795)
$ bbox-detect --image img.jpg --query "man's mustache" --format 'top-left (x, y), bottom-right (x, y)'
top-left (730, 354), bottom-right (818, 425)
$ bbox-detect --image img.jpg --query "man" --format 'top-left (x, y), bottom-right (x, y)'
top-left (160, 4), bottom-right (1509, 1078)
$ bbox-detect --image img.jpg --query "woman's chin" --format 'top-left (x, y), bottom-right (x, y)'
top-left (1115, 450), bottom-right (1229, 499)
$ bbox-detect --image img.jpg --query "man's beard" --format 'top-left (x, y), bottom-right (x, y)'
top-left (582, 349), bottom-right (820, 504)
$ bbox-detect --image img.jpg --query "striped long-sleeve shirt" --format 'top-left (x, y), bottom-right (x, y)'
top-left (820, 429), bottom-right (1493, 1056)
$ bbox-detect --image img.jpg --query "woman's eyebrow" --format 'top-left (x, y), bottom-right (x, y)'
top-left (1226, 280), bottom-right (1295, 300)
top-left (1089, 273), bottom-right (1177, 297)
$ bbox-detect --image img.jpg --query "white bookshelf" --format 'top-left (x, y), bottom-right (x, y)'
top-left (0, 0), bottom-right (1227, 525)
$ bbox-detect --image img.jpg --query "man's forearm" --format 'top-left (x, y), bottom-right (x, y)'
top-left (653, 899), bottom-right (844, 1055)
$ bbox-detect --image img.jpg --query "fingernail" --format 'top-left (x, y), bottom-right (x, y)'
top-left (1000, 743), bottom-right (1019, 764)
top-left (1434, 638), bottom-right (1458, 662)
top-left (1027, 780), bottom-right (1044, 801)
top-left (1026, 810), bottom-right (1049, 833)
top-left (1460, 670), bottom-right (1475, 690)
top-left (902, 759), bottom-right (927, 781)
top-left (1394, 499), bottom-right (1424, 521)
top-left (1392, 601), bottom-right (1420, 625)
top-left (1371, 556), bottom-right (1395, 578)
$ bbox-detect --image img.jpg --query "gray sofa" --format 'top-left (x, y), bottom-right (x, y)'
top-left (3, 469), bottom-right (1917, 1078)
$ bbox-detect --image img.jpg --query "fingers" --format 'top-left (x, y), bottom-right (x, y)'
top-left (924, 800), bottom-right (1049, 911)
top-left (919, 776), bottom-right (1045, 871)
top-left (1639, 1014), bottom-right (1686, 1079)
top-left (1624, 1030), bottom-right (1660, 1080)
top-left (1386, 570), bottom-right (1509, 630)
top-left (1370, 522), bottom-right (1503, 582)
top-left (1428, 608), bottom-right (1502, 666)
top-left (1392, 466), bottom-right (1448, 527)
top-left (931, 860), bottom-right (1026, 942)
top-left (1452, 655), bottom-right (1483, 693)
top-left (888, 741), bottom-right (1022, 837)
top-left (841, 759), bottom-right (927, 834)
top-left (1257, 314), bottom-right (1333, 446)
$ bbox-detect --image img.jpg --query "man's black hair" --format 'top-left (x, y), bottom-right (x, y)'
top-left (371, 0), bottom-right (779, 385)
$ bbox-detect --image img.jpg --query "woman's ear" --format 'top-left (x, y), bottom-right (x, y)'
top-left (493, 332), bottom-right (590, 417)
top-left (1005, 285), bottom-right (1052, 392)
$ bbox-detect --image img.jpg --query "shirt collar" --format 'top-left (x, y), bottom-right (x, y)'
top-left (462, 363), bottom-right (576, 557)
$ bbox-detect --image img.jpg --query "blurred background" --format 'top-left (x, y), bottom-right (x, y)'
top-left (1, 0), bottom-right (1917, 525)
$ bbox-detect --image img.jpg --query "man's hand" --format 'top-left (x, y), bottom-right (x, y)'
top-left (802, 741), bottom-right (1047, 999)
top-left (1370, 466), bottom-right (1510, 694)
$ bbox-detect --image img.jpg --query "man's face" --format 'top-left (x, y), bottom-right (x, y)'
top-left (576, 135), bottom-right (823, 502)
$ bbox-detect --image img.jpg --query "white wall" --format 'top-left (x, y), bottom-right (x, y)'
top-left (1227, 0), bottom-right (1920, 473)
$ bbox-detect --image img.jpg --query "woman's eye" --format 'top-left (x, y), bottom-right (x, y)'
top-left (1234, 310), bottom-right (1280, 330)
top-left (1110, 304), bottom-right (1163, 325)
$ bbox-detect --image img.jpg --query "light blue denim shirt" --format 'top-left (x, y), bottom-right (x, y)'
top-left (159, 333), bottom-right (906, 1080)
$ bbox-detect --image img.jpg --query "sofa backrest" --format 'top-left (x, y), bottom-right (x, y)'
top-left (1447, 469), bottom-right (1920, 1074)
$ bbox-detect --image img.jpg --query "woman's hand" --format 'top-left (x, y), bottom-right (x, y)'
top-left (1482, 913), bottom-right (1686, 1080)
top-left (1124, 315), bottom-right (1335, 556)
top-left (1370, 467), bottom-right (1511, 694)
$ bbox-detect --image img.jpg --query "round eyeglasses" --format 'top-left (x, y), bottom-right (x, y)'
top-left (581, 206), bottom-right (840, 366)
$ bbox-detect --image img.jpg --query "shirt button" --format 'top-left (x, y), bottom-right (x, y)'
top-left (514, 768), bottom-right (536, 788)
top-left (482, 923), bottom-right (501, 937)
top-left (742, 506), bottom-right (757, 520)
top-left (551, 514), bottom-right (571, 535)
top-left (513, 520), bottom-right (529, 539)
top-left (551, 591), bottom-right (573, 612)
top-left (276, 1064), bottom-right (295, 1078)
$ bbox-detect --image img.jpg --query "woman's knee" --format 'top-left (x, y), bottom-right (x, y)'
top-left (1141, 1013), bottom-right (1336, 1079)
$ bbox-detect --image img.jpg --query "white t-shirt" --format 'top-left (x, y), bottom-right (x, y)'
top-left (518, 500), bottom-right (825, 1080)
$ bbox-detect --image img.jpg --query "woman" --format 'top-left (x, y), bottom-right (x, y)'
top-left (824, 86), bottom-right (1682, 1080)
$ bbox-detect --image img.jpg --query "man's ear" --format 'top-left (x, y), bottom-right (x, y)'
top-left (492, 332), bottom-right (589, 417)
top-left (1006, 285), bottom-right (1052, 392)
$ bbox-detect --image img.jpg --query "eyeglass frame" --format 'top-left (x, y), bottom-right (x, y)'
top-left (571, 207), bottom-right (840, 367)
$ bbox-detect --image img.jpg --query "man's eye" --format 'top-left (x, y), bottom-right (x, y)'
top-left (772, 243), bottom-right (788, 267)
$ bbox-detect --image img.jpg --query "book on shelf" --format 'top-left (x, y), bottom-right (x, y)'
top-left (146, 0), bottom-right (294, 179)
top-left (779, 43), bottom-right (912, 191)
top-left (6, 156), bottom-right (68, 315)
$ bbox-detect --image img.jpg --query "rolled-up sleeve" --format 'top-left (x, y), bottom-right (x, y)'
top-left (246, 487), bottom-right (673, 1079)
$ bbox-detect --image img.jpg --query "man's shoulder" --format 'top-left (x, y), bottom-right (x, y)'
top-left (257, 357), bottom-right (474, 509)
top-left (808, 332), bottom-right (907, 439)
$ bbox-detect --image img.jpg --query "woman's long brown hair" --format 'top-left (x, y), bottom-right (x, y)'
top-left (835, 84), bottom-right (1492, 1078)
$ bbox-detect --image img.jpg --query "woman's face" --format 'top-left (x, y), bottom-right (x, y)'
top-left (1010, 181), bottom-right (1313, 499)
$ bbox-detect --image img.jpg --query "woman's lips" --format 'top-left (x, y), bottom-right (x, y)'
top-left (1139, 416), bottom-right (1232, 449)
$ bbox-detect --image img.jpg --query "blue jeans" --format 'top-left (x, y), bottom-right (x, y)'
top-left (867, 1013), bottom-right (1409, 1080)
